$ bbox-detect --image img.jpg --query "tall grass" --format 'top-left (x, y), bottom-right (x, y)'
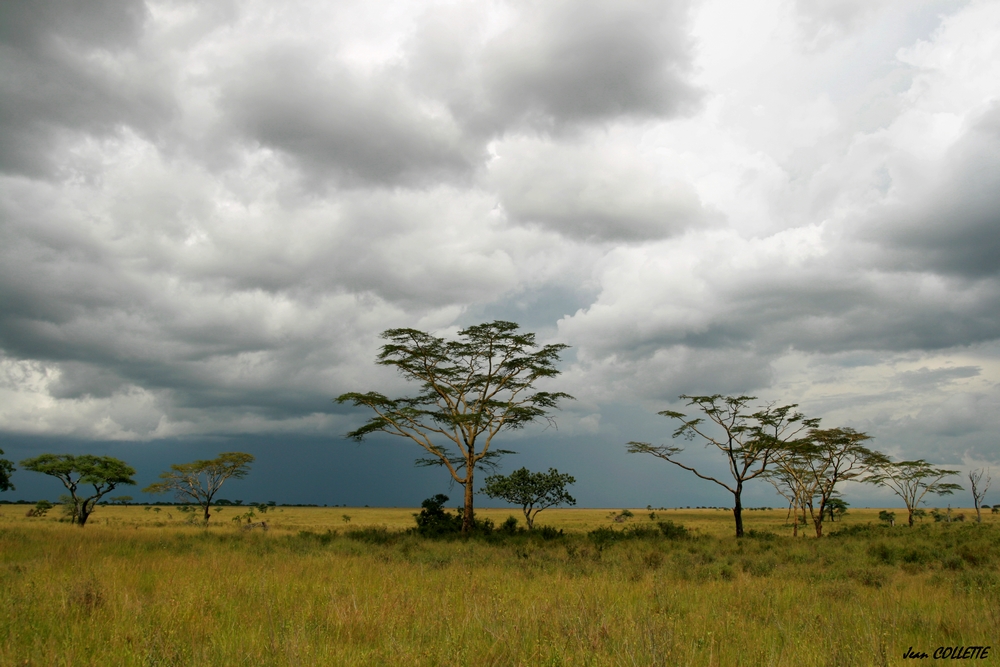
top-left (0, 507), bottom-right (995, 665)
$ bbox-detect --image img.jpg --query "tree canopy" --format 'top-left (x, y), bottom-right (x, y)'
top-left (144, 452), bottom-right (255, 523)
top-left (337, 320), bottom-right (572, 533)
top-left (20, 454), bottom-right (136, 526)
top-left (0, 448), bottom-right (14, 492)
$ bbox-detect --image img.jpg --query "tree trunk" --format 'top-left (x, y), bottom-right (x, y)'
top-left (907, 507), bottom-right (914, 527)
top-left (733, 491), bottom-right (744, 538)
top-left (462, 469), bottom-right (475, 534)
top-left (203, 504), bottom-right (211, 523)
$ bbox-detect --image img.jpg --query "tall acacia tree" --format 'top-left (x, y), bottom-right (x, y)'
top-left (144, 452), bottom-right (255, 523)
top-left (628, 395), bottom-right (818, 537)
top-left (20, 454), bottom-right (135, 526)
top-left (337, 321), bottom-right (572, 534)
top-left (866, 459), bottom-right (962, 526)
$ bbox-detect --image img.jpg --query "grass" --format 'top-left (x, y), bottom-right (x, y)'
top-left (0, 506), bottom-right (996, 665)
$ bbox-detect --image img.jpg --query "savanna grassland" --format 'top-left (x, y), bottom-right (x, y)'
top-left (1, 506), bottom-right (998, 666)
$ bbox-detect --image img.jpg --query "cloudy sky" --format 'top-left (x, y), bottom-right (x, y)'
top-left (2, 0), bottom-right (999, 509)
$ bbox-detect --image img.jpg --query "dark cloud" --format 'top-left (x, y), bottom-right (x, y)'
top-left (409, 0), bottom-right (700, 135)
top-left (0, 0), bottom-right (996, 505)
top-left (0, 0), bottom-right (175, 177)
top-left (220, 46), bottom-right (477, 187)
top-left (892, 365), bottom-right (980, 390)
top-left (478, 0), bottom-right (700, 129)
top-left (869, 104), bottom-right (1000, 279)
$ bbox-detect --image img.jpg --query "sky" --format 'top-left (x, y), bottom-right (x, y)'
top-left (2, 0), bottom-right (999, 510)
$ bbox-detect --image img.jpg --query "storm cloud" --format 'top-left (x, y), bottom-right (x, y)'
top-left (1, 0), bottom-right (998, 506)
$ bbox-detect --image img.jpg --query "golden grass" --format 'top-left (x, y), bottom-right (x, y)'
top-left (0, 505), bottom-right (996, 666)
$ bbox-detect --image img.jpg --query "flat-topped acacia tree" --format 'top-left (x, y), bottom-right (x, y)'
top-left (866, 459), bottom-right (962, 526)
top-left (144, 452), bottom-right (255, 523)
top-left (20, 454), bottom-right (135, 526)
top-left (337, 321), bottom-right (572, 534)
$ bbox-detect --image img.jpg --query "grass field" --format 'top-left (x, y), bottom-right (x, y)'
top-left (1, 505), bottom-right (997, 666)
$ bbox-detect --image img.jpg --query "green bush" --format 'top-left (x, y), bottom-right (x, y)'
top-left (657, 520), bottom-right (689, 540)
top-left (346, 527), bottom-right (396, 545)
top-left (413, 495), bottom-right (463, 536)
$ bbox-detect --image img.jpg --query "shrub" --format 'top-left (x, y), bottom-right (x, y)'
top-left (500, 516), bottom-right (520, 534)
top-left (745, 529), bottom-right (778, 541)
top-left (657, 520), bottom-right (690, 540)
top-left (852, 568), bottom-right (888, 589)
top-left (297, 530), bottom-right (335, 545)
top-left (868, 541), bottom-right (897, 565)
top-left (535, 525), bottom-right (564, 540)
top-left (413, 494), bottom-right (462, 536)
top-left (412, 495), bottom-right (494, 537)
top-left (830, 523), bottom-right (879, 538)
top-left (346, 527), bottom-right (396, 545)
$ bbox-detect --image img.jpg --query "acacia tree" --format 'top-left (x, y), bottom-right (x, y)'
top-left (628, 395), bottom-right (818, 537)
top-left (337, 321), bottom-right (572, 534)
top-left (969, 468), bottom-right (991, 524)
top-left (482, 467), bottom-right (576, 530)
top-left (765, 462), bottom-right (810, 536)
top-left (866, 459), bottom-right (962, 526)
top-left (143, 452), bottom-right (255, 523)
top-left (0, 448), bottom-right (14, 492)
top-left (794, 427), bottom-right (886, 537)
top-left (20, 454), bottom-right (135, 526)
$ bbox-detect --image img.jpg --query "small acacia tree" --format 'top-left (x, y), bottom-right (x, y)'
top-left (143, 452), bottom-right (255, 523)
top-left (628, 395), bottom-right (817, 537)
top-left (482, 467), bottom-right (576, 530)
top-left (969, 467), bottom-right (991, 524)
top-left (765, 452), bottom-right (812, 536)
top-left (866, 459), bottom-right (962, 526)
top-left (337, 321), bottom-right (572, 534)
top-left (0, 448), bottom-right (14, 492)
top-left (20, 454), bottom-right (135, 526)
top-left (793, 427), bottom-right (886, 537)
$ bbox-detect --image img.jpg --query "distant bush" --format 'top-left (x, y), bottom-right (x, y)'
top-left (297, 530), bottom-right (336, 545)
top-left (500, 516), bottom-right (520, 535)
top-left (656, 520), bottom-right (690, 540)
top-left (744, 529), bottom-right (778, 541)
top-left (534, 525), bottom-right (564, 540)
top-left (412, 495), bottom-right (494, 537)
top-left (346, 527), bottom-right (395, 545)
top-left (829, 523), bottom-right (880, 538)
top-left (588, 525), bottom-right (661, 550)
top-left (413, 494), bottom-right (463, 536)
